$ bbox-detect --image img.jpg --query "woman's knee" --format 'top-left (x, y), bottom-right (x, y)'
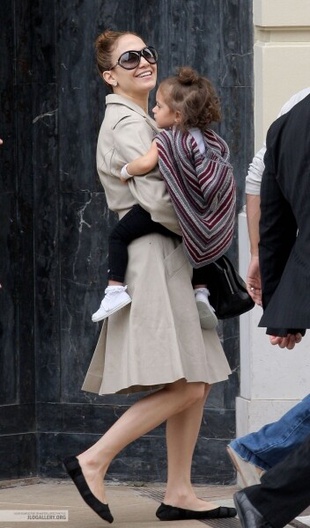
top-left (184, 381), bottom-right (207, 404)
top-left (166, 379), bottom-right (208, 406)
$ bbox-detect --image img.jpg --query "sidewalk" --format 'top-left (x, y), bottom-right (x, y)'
top-left (0, 478), bottom-right (309, 528)
top-left (0, 478), bottom-right (237, 527)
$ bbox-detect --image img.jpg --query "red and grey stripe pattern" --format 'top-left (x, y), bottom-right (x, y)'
top-left (156, 127), bottom-right (236, 267)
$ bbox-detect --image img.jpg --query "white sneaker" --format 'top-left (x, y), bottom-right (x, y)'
top-left (194, 287), bottom-right (218, 330)
top-left (91, 285), bottom-right (132, 322)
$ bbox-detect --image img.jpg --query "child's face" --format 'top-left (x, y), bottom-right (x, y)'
top-left (152, 88), bottom-right (179, 129)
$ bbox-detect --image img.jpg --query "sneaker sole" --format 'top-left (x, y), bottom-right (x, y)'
top-left (196, 301), bottom-right (218, 330)
top-left (227, 446), bottom-right (263, 488)
top-left (92, 298), bottom-right (132, 323)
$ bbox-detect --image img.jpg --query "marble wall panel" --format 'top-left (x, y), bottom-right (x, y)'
top-left (1, 54), bottom-right (35, 408)
top-left (36, 401), bottom-right (234, 437)
top-left (222, 316), bottom-right (241, 400)
top-left (32, 82), bottom-right (61, 403)
top-left (37, 400), bottom-right (235, 481)
top-left (39, 431), bottom-right (235, 484)
top-left (59, 191), bottom-right (118, 402)
top-left (220, 0), bottom-right (253, 88)
top-left (0, 3), bottom-right (18, 402)
top-left (219, 86), bottom-right (254, 213)
top-left (193, 437), bottom-right (236, 484)
top-left (0, 194), bottom-right (18, 404)
top-left (0, 404), bottom-right (36, 435)
top-left (0, 434), bottom-right (36, 479)
top-left (30, 0), bottom-right (56, 84)
top-left (0, 2), bottom-right (15, 194)
top-left (139, 0), bottom-right (223, 109)
top-left (38, 432), bottom-right (103, 478)
top-left (15, 86), bottom-right (36, 407)
top-left (14, 0), bottom-right (33, 86)
top-left (57, 1), bottom-right (110, 193)
top-left (0, 16), bottom-right (37, 492)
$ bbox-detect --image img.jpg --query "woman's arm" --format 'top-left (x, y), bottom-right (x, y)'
top-left (121, 140), bottom-right (158, 182)
top-left (110, 111), bottom-right (181, 235)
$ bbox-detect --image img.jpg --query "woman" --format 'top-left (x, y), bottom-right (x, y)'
top-left (64, 30), bottom-right (236, 524)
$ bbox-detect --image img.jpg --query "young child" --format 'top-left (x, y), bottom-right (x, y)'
top-left (92, 67), bottom-right (235, 329)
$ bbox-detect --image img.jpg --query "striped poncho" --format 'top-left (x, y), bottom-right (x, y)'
top-left (156, 127), bottom-right (236, 267)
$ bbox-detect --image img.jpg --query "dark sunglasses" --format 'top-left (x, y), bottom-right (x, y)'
top-left (110, 46), bottom-right (158, 71)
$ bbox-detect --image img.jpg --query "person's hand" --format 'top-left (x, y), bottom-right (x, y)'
top-left (0, 139), bottom-right (3, 145)
top-left (120, 176), bottom-right (129, 184)
top-left (246, 255), bottom-right (262, 306)
top-left (269, 333), bottom-right (303, 350)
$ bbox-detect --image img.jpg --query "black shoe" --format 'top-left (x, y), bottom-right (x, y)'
top-left (156, 502), bottom-right (237, 521)
top-left (63, 456), bottom-right (113, 524)
top-left (234, 490), bottom-right (273, 528)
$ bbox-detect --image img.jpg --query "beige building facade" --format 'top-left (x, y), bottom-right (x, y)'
top-left (237, 0), bottom-right (310, 436)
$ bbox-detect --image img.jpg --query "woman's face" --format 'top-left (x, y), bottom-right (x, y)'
top-left (107, 34), bottom-right (157, 99)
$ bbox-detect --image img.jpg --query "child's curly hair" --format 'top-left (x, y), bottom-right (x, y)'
top-left (159, 66), bottom-right (221, 131)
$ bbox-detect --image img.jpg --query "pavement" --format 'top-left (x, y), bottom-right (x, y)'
top-left (0, 478), bottom-right (309, 528)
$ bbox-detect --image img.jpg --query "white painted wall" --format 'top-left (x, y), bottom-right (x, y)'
top-left (238, 213), bottom-right (310, 436)
top-left (237, 0), bottom-right (310, 439)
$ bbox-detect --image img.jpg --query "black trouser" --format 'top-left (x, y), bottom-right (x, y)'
top-left (108, 204), bottom-right (211, 283)
top-left (244, 435), bottom-right (310, 528)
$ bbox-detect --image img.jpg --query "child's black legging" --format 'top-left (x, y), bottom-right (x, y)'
top-left (108, 204), bottom-right (174, 282)
top-left (108, 203), bottom-right (211, 285)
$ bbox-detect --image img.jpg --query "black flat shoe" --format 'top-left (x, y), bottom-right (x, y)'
top-left (156, 502), bottom-right (237, 521)
top-left (63, 456), bottom-right (113, 524)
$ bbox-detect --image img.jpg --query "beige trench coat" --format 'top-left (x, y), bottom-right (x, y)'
top-left (82, 95), bottom-right (231, 395)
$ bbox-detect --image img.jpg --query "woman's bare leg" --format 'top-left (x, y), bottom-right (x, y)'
top-left (76, 379), bottom-right (205, 504)
top-left (163, 384), bottom-right (219, 510)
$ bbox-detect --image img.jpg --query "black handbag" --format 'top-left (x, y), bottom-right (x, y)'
top-left (206, 255), bottom-right (255, 319)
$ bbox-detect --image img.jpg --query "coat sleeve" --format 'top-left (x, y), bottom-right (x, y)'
top-left (259, 128), bottom-right (298, 336)
top-left (259, 170), bottom-right (296, 309)
top-left (113, 116), bottom-right (181, 235)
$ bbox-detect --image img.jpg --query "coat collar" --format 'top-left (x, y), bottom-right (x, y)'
top-left (105, 94), bottom-right (158, 133)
